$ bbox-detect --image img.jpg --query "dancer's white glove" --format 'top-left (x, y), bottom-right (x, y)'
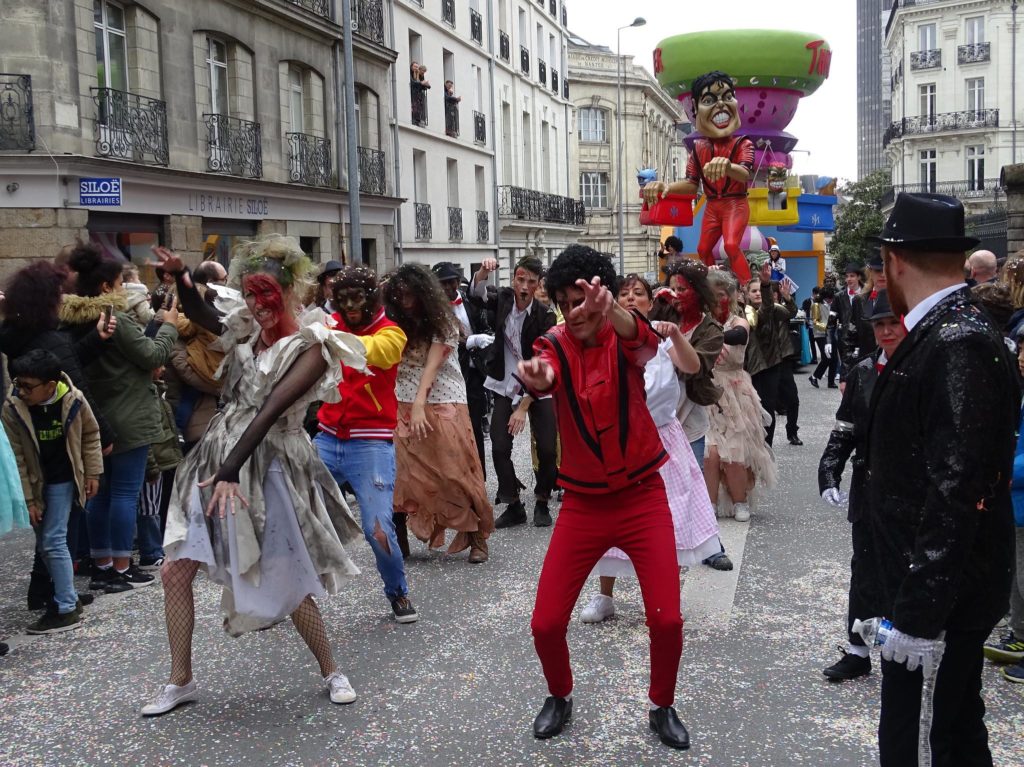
top-left (466, 333), bottom-right (494, 350)
top-left (880, 628), bottom-right (946, 677)
top-left (821, 488), bottom-right (848, 507)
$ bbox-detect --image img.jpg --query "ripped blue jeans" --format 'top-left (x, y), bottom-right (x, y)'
top-left (313, 434), bottom-right (408, 600)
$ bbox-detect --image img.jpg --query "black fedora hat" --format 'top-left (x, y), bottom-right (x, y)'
top-left (431, 261), bottom-right (461, 282)
top-left (871, 193), bottom-right (979, 252)
top-left (866, 246), bottom-right (883, 271)
top-left (317, 260), bottom-right (344, 283)
top-left (868, 289), bottom-right (895, 321)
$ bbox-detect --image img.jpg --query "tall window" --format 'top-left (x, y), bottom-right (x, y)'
top-left (919, 149), bottom-right (936, 192)
top-left (206, 38), bottom-right (229, 116)
top-left (580, 172), bottom-right (609, 208)
top-left (965, 16), bottom-right (985, 45)
top-left (578, 108), bottom-right (607, 142)
top-left (288, 66), bottom-right (305, 133)
top-left (919, 83), bottom-right (936, 121)
top-left (966, 77), bottom-right (985, 115)
top-left (94, 1), bottom-right (128, 90)
top-left (966, 145), bottom-right (985, 191)
top-left (918, 23), bottom-right (936, 51)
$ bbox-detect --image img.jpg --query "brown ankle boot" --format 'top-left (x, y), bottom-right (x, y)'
top-left (467, 532), bottom-right (489, 564)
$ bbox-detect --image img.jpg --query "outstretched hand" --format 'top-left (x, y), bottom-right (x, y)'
top-left (517, 358), bottom-right (555, 393)
top-left (199, 476), bottom-right (249, 519)
top-left (150, 246), bottom-right (193, 288)
top-left (568, 277), bottom-right (613, 322)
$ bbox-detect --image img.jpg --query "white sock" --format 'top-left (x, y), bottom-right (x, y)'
top-left (649, 697), bottom-right (662, 711)
top-left (847, 643), bottom-right (870, 658)
top-left (562, 693), bottom-right (572, 702)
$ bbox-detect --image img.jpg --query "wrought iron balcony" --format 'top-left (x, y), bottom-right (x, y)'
top-left (411, 81), bottom-right (428, 127)
top-left (499, 31), bottom-right (510, 62)
top-left (470, 9), bottom-right (483, 44)
top-left (357, 146), bottom-right (386, 195)
top-left (289, 0), bottom-right (330, 18)
top-left (204, 114), bottom-right (262, 178)
top-left (562, 78), bottom-right (569, 100)
top-left (910, 48), bottom-right (941, 70)
top-left (287, 132), bottom-right (332, 187)
top-left (92, 87), bottom-right (169, 166)
top-left (448, 207), bottom-right (463, 241)
top-left (538, 60), bottom-right (547, 86)
top-left (881, 178), bottom-right (1003, 208)
top-left (497, 186), bottom-right (586, 226)
top-left (551, 69), bottom-right (559, 95)
top-left (414, 202), bottom-right (432, 240)
top-left (445, 98), bottom-right (460, 138)
top-left (473, 111), bottom-right (486, 145)
top-left (476, 210), bottom-right (489, 242)
top-left (352, 0), bottom-right (385, 45)
top-left (441, 0), bottom-right (455, 27)
top-left (958, 42), bottom-right (990, 64)
top-left (0, 74), bottom-right (35, 151)
top-left (521, 45), bottom-right (531, 75)
top-left (882, 109), bottom-right (999, 147)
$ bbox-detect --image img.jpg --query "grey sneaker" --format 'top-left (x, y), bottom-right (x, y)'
top-left (26, 609), bottom-right (82, 635)
top-left (325, 671), bottom-right (357, 704)
top-left (141, 681), bottom-right (197, 716)
top-left (390, 597), bottom-right (419, 624)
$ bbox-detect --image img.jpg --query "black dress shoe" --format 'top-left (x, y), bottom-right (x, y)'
top-left (822, 651), bottom-right (871, 681)
top-left (649, 706), bottom-right (690, 749)
top-left (533, 501), bottom-right (552, 527)
top-left (533, 696), bottom-right (572, 739)
top-left (808, 375), bottom-right (819, 388)
top-left (495, 501), bottom-right (527, 529)
top-left (788, 435), bottom-right (804, 446)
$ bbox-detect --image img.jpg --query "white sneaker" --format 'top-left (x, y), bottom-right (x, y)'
top-left (140, 681), bottom-right (197, 716)
top-left (325, 671), bottom-right (357, 704)
top-left (580, 594), bottom-right (616, 624)
top-left (733, 502), bottom-right (751, 522)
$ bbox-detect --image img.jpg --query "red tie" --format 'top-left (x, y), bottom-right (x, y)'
top-left (870, 290), bottom-right (878, 300)
top-left (452, 296), bottom-right (463, 306)
top-left (875, 363), bottom-right (885, 374)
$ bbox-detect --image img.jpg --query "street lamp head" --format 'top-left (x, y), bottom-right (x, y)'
top-left (632, 17), bottom-right (647, 27)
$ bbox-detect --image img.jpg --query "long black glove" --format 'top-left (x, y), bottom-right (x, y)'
top-left (174, 271), bottom-right (224, 336)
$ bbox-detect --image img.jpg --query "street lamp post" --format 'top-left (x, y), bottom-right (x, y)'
top-left (617, 17), bottom-right (646, 276)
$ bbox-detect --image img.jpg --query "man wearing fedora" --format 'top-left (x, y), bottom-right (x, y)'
top-left (841, 248), bottom-right (887, 375)
top-left (862, 193), bottom-right (1019, 765)
top-left (314, 260), bottom-right (344, 312)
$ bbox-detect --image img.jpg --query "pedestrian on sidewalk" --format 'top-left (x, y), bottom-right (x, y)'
top-left (519, 245), bottom-right (690, 750)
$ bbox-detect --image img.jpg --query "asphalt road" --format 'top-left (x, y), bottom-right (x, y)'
top-left (1, 370), bottom-right (1022, 766)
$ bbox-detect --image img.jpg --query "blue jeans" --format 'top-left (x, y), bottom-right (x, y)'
top-left (314, 433), bottom-right (408, 601)
top-left (37, 482), bottom-right (76, 614)
top-left (690, 436), bottom-right (706, 473)
top-left (87, 445), bottom-right (149, 559)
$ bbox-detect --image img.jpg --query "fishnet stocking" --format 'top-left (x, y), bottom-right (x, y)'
top-left (291, 595), bottom-right (336, 677)
top-left (162, 559), bottom-right (201, 686)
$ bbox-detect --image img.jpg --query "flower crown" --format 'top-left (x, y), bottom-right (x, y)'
top-left (227, 234), bottom-right (315, 290)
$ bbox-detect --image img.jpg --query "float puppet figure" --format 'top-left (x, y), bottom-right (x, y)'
top-left (643, 71), bottom-right (754, 282)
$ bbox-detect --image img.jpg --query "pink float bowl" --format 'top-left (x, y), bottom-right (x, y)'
top-left (681, 88), bottom-right (802, 133)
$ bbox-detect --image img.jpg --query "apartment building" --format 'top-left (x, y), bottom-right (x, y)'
top-left (857, 0), bottom-right (894, 179)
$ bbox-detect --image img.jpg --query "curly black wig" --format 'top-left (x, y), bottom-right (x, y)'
top-left (663, 259), bottom-right (717, 315)
top-left (381, 263), bottom-right (458, 349)
top-left (691, 70), bottom-right (735, 104)
top-left (544, 245), bottom-right (617, 302)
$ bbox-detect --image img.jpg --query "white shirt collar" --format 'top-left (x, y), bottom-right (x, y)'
top-left (903, 283), bottom-right (966, 332)
top-left (877, 351), bottom-right (888, 367)
top-left (510, 299), bottom-right (532, 320)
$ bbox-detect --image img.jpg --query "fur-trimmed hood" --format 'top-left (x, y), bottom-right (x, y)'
top-left (59, 291), bottom-right (130, 325)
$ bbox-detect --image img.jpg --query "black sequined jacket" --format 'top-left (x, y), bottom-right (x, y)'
top-left (817, 350), bottom-right (881, 523)
top-left (862, 288), bottom-right (1020, 639)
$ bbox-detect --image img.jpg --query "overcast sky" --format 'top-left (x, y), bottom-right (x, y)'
top-left (568, 0), bottom-right (859, 183)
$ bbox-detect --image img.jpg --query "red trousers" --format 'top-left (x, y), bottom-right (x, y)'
top-left (530, 474), bottom-right (683, 707)
top-left (697, 196), bottom-right (752, 283)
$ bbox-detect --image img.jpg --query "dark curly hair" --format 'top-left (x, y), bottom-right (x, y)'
top-left (381, 263), bottom-right (458, 349)
top-left (333, 265), bottom-right (381, 313)
top-left (545, 245), bottom-right (617, 302)
top-left (663, 259), bottom-right (717, 315)
top-left (691, 70), bottom-right (735, 104)
top-left (69, 242), bottom-right (123, 297)
top-left (2, 261), bottom-right (68, 334)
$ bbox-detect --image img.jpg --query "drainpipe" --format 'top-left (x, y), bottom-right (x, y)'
top-left (487, 0), bottom-right (501, 259)
top-left (332, 36), bottom-right (347, 261)
top-left (387, 0), bottom-right (404, 263)
top-left (1012, 1), bottom-right (1019, 164)
top-left (340, 0), bottom-right (362, 256)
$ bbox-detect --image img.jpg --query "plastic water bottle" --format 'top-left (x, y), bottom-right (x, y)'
top-left (851, 617), bottom-right (894, 647)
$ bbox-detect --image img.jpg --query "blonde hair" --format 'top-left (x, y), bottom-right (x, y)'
top-left (1001, 251), bottom-right (1024, 309)
top-left (227, 234), bottom-right (315, 306)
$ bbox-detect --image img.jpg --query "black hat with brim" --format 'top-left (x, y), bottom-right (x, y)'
top-left (869, 192), bottom-right (979, 252)
top-left (868, 289), bottom-right (895, 322)
top-left (432, 262), bottom-right (461, 282)
top-left (317, 260), bottom-right (344, 283)
top-left (866, 246), bottom-right (883, 271)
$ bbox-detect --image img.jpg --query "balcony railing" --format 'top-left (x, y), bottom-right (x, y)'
top-left (538, 59), bottom-right (547, 86)
top-left (411, 82), bottom-right (428, 127)
top-left (0, 74), bottom-right (35, 151)
top-left (92, 87), bottom-right (168, 166)
top-left (204, 114), bottom-right (262, 178)
top-left (551, 69), bottom-right (559, 95)
top-left (286, 132), bottom-right (332, 187)
top-left (910, 48), bottom-right (941, 70)
top-left (289, 0), bottom-right (330, 18)
top-left (448, 206), bottom-right (463, 241)
top-left (441, 0), bottom-right (455, 27)
top-left (415, 202), bottom-right (432, 240)
top-left (497, 186), bottom-right (586, 226)
top-left (499, 31), bottom-right (510, 62)
top-left (880, 178), bottom-right (1003, 208)
top-left (562, 78), bottom-right (569, 100)
top-left (473, 110), bottom-right (486, 145)
top-left (882, 109), bottom-right (999, 147)
top-left (521, 45), bottom-right (531, 75)
top-left (352, 0), bottom-right (386, 45)
top-left (357, 146), bottom-right (386, 195)
top-left (958, 42), bottom-right (990, 64)
top-left (476, 210), bottom-right (489, 242)
top-left (445, 99), bottom-right (460, 138)
top-left (470, 8), bottom-right (483, 44)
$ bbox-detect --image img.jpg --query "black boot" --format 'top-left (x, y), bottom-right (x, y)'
top-left (649, 707), bottom-right (690, 749)
top-left (27, 569), bottom-right (54, 612)
top-left (533, 500), bottom-right (552, 527)
top-left (533, 696), bottom-right (572, 739)
top-left (393, 513), bottom-right (411, 559)
top-left (822, 648), bottom-right (871, 681)
top-left (494, 500), bottom-right (527, 529)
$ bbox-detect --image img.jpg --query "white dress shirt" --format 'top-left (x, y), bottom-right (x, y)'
top-left (903, 283), bottom-right (966, 332)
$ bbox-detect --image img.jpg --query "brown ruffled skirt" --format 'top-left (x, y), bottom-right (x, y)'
top-left (393, 402), bottom-right (494, 553)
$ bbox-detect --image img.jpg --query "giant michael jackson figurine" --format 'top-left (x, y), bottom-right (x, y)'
top-left (643, 71), bottom-right (754, 283)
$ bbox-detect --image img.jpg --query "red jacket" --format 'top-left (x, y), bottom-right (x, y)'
top-left (531, 314), bottom-right (667, 494)
top-left (317, 309), bottom-right (407, 440)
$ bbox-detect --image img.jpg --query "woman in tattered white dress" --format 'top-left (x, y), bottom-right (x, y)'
top-left (142, 237), bottom-right (367, 716)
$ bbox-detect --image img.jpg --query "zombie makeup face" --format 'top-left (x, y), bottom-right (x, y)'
top-left (695, 79), bottom-right (740, 140)
top-left (513, 267), bottom-right (541, 311)
top-left (556, 285), bottom-right (604, 345)
top-left (243, 273), bottom-right (286, 332)
top-left (439, 278), bottom-right (460, 303)
top-left (667, 274), bottom-right (702, 326)
top-left (335, 286), bottom-right (373, 329)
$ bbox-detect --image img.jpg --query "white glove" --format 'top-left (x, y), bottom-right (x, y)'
top-left (824, 343), bottom-right (833, 358)
top-left (880, 628), bottom-right (946, 677)
top-left (821, 488), bottom-right (848, 507)
top-left (466, 333), bottom-right (494, 350)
